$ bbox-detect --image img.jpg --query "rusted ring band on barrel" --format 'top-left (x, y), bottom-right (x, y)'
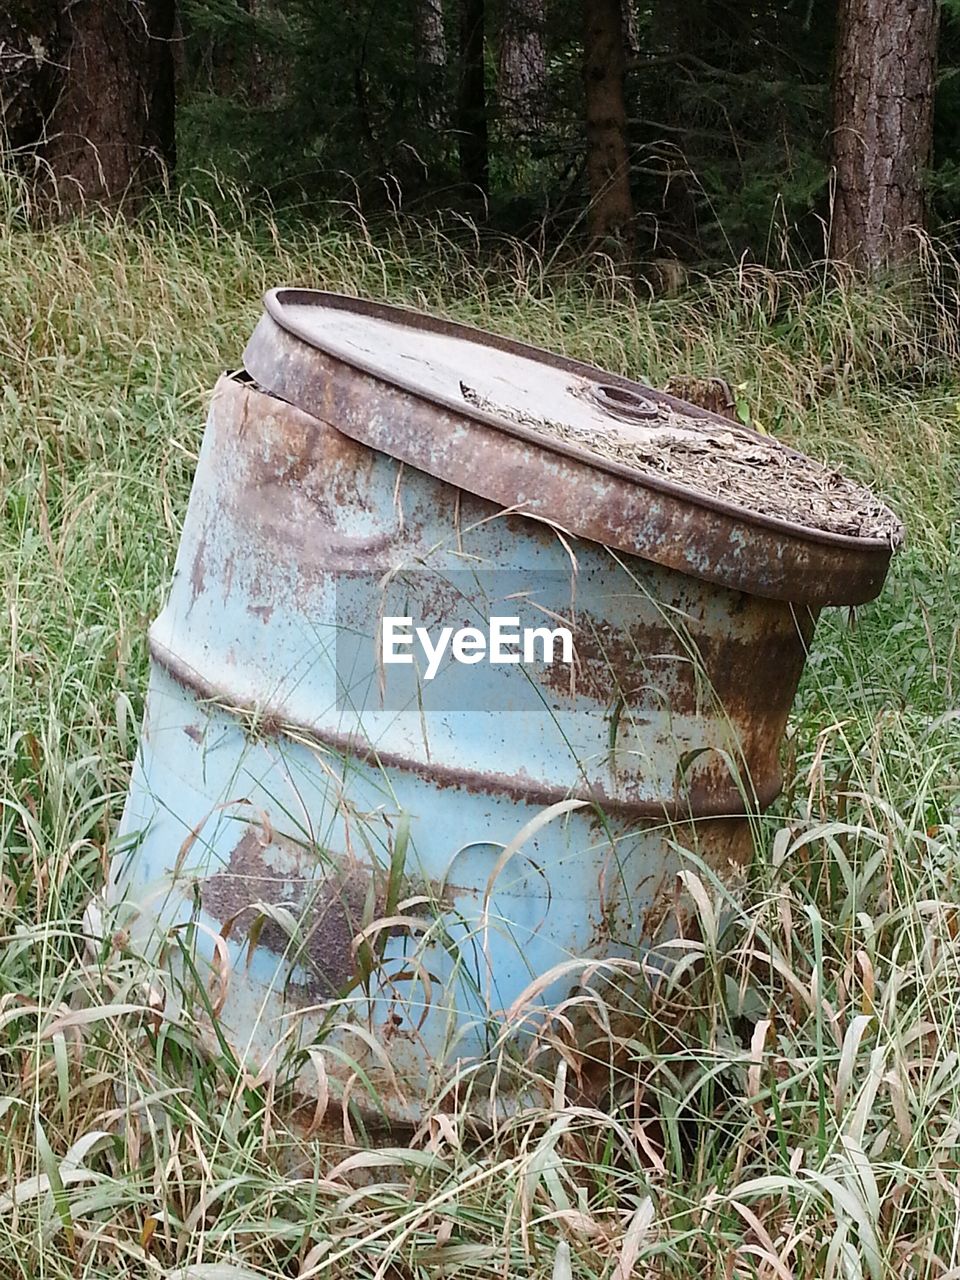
top-left (149, 637), bottom-right (783, 824)
top-left (242, 289), bottom-right (895, 608)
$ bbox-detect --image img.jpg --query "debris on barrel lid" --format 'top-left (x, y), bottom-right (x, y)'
top-left (243, 290), bottom-right (904, 606)
top-left (458, 380), bottom-right (905, 550)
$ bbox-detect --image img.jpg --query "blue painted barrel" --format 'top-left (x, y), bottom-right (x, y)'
top-left (105, 292), bottom-right (899, 1122)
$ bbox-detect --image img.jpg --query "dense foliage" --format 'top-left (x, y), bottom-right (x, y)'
top-left (174, 0), bottom-right (960, 262)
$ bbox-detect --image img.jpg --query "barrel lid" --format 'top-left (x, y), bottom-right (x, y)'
top-left (242, 288), bottom-right (902, 606)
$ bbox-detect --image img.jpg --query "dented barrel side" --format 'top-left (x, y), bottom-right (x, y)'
top-left (110, 376), bottom-right (816, 1118)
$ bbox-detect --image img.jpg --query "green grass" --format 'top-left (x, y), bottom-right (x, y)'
top-left (1, 178), bottom-right (960, 1278)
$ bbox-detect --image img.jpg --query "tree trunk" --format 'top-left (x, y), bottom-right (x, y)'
top-left (414, 0), bottom-right (447, 129)
top-left (498, 0), bottom-right (545, 138)
top-left (13, 0), bottom-right (177, 215)
top-left (582, 0), bottom-right (634, 251)
top-left (830, 0), bottom-right (939, 271)
top-left (458, 0), bottom-right (489, 194)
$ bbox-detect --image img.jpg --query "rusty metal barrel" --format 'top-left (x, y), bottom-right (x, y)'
top-left (106, 291), bottom-right (900, 1122)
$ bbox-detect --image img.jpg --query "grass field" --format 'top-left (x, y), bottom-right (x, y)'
top-left (1, 185), bottom-right (960, 1278)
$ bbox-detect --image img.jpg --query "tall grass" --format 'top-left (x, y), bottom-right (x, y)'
top-left (0, 177), bottom-right (959, 1278)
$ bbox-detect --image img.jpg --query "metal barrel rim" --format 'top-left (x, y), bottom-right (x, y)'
top-left (243, 291), bottom-right (897, 606)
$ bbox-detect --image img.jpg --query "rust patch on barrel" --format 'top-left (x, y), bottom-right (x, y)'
top-left (201, 829), bottom-right (373, 999)
top-left (200, 826), bottom-right (449, 1002)
top-left (542, 605), bottom-right (813, 715)
top-left (190, 530), bottom-right (208, 604)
